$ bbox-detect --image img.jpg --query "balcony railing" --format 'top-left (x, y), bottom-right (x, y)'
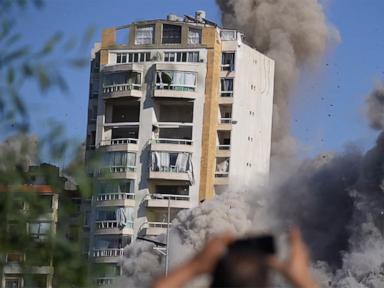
top-left (220, 91), bottom-right (233, 97)
top-left (95, 220), bottom-right (118, 229)
top-left (215, 172), bottom-right (229, 178)
top-left (95, 220), bottom-right (134, 230)
top-left (95, 193), bottom-right (135, 202)
top-left (148, 222), bottom-right (169, 229)
top-left (217, 144), bottom-right (231, 150)
top-left (99, 166), bottom-right (136, 174)
top-left (219, 118), bottom-right (232, 124)
top-left (152, 138), bottom-right (193, 145)
top-left (155, 83), bottom-right (195, 92)
top-left (103, 83), bottom-right (141, 93)
top-left (93, 248), bottom-right (123, 258)
top-left (100, 138), bottom-right (138, 146)
top-left (95, 277), bottom-right (115, 287)
top-left (152, 166), bottom-right (186, 173)
top-left (150, 194), bottom-right (190, 201)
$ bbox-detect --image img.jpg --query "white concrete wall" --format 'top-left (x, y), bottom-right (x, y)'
top-left (224, 41), bottom-right (274, 191)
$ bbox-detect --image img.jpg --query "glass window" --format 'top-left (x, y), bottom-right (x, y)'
top-left (121, 53), bottom-right (127, 63)
top-left (102, 152), bottom-right (136, 167)
top-left (5, 278), bottom-right (21, 288)
top-left (116, 53), bottom-right (122, 64)
top-left (135, 26), bottom-right (154, 45)
top-left (162, 24), bottom-right (182, 44)
top-left (220, 30), bottom-right (237, 41)
top-left (188, 28), bottom-right (201, 44)
top-left (220, 78), bottom-right (234, 97)
top-left (222, 53), bottom-right (235, 71)
top-left (188, 52), bottom-right (199, 62)
top-left (156, 71), bottom-right (196, 91)
top-left (29, 222), bottom-right (51, 240)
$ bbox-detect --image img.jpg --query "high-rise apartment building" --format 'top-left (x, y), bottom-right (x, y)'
top-left (85, 11), bottom-right (274, 285)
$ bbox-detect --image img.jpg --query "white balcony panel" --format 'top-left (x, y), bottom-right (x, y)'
top-left (103, 84), bottom-right (142, 99)
top-left (98, 166), bottom-right (136, 180)
top-left (94, 220), bottom-right (134, 235)
top-left (214, 172), bottom-right (229, 185)
top-left (217, 118), bottom-right (232, 131)
top-left (95, 193), bottom-right (135, 207)
top-left (153, 88), bottom-right (197, 99)
top-left (104, 122), bottom-right (140, 128)
top-left (146, 222), bottom-right (169, 236)
top-left (99, 138), bottom-right (139, 152)
top-left (147, 194), bottom-right (191, 209)
top-left (150, 138), bottom-right (193, 153)
top-left (216, 145), bottom-right (231, 157)
top-left (149, 171), bottom-right (190, 181)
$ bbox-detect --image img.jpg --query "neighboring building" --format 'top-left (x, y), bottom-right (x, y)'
top-left (0, 164), bottom-right (84, 288)
top-left (85, 11), bottom-right (274, 284)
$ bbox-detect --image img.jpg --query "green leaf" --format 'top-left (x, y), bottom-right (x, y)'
top-left (6, 67), bottom-right (15, 84)
top-left (1, 46), bottom-right (29, 66)
top-left (69, 58), bottom-right (88, 68)
top-left (40, 32), bottom-right (63, 55)
top-left (37, 66), bottom-right (50, 91)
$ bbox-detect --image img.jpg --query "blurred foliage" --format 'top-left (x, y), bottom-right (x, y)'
top-left (0, 0), bottom-right (102, 287)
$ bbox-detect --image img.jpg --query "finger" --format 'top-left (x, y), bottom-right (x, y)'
top-left (266, 256), bottom-right (286, 274)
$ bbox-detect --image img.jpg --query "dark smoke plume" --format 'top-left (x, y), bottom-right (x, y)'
top-left (216, 0), bottom-right (339, 158)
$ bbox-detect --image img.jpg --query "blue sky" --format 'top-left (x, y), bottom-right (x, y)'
top-left (15, 0), bottom-right (384, 161)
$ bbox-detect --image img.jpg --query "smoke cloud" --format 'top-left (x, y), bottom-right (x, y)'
top-left (365, 83), bottom-right (384, 131)
top-left (216, 0), bottom-right (339, 158)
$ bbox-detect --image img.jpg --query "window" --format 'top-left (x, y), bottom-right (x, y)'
top-left (188, 28), bottom-right (201, 44)
top-left (162, 24), bottom-right (182, 44)
top-left (221, 52), bottom-right (235, 71)
top-left (98, 180), bottom-right (132, 194)
top-left (156, 71), bottom-right (196, 91)
top-left (164, 51), bottom-right (200, 63)
top-left (220, 30), bottom-right (237, 41)
top-left (151, 152), bottom-right (192, 173)
top-left (115, 52), bottom-right (150, 64)
top-left (102, 152), bottom-right (136, 168)
top-left (5, 278), bottom-right (21, 288)
top-left (220, 78), bottom-right (234, 97)
top-left (103, 72), bottom-right (141, 87)
top-left (29, 222), bottom-right (51, 240)
top-left (135, 25), bottom-right (154, 45)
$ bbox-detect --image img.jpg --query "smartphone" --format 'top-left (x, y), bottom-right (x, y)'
top-left (229, 235), bottom-right (276, 255)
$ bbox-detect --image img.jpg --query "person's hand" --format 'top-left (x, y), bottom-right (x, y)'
top-left (268, 227), bottom-right (317, 288)
top-left (152, 233), bottom-right (234, 288)
top-left (191, 232), bottom-right (235, 274)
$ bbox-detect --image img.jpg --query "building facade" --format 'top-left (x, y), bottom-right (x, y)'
top-left (85, 11), bottom-right (274, 284)
top-left (1, 164), bottom-right (84, 288)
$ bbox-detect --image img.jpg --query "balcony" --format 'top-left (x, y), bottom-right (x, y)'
top-left (154, 68), bottom-right (198, 99)
top-left (219, 90), bottom-right (234, 104)
top-left (95, 220), bottom-right (133, 235)
top-left (103, 83), bottom-right (142, 99)
top-left (149, 166), bottom-right (191, 181)
top-left (154, 84), bottom-right (197, 99)
top-left (93, 248), bottom-right (123, 263)
top-left (98, 166), bottom-right (136, 180)
top-left (147, 194), bottom-right (191, 209)
top-left (146, 222), bottom-right (169, 236)
top-left (217, 118), bottom-right (233, 130)
top-left (150, 151), bottom-right (193, 182)
top-left (216, 144), bottom-right (231, 157)
top-left (214, 172), bottom-right (229, 185)
top-left (95, 193), bottom-right (135, 207)
top-left (95, 277), bottom-right (115, 287)
top-left (151, 138), bottom-right (193, 153)
top-left (99, 138), bottom-right (138, 152)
